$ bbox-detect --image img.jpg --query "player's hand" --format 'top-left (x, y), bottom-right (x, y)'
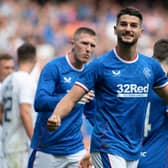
top-left (79, 152), bottom-right (92, 168)
top-left (47, 114), bottom-right (61, 131)
top-left (80, 90), bottom-right (95, 104)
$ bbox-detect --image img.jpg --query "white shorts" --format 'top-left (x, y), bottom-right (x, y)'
top-left (31, 149), bottom-right (87, 168)
top-left (5, 151), bottom-right (29, 168)
top-left (91, 152), bottom-right (139, 168)
top-left (0, 156), bottom-right (7, 168)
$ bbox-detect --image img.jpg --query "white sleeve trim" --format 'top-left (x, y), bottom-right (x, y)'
top-left (154, 81), bottom-right (168, 89)
top-left (75, 82), bottom-right (89, 92)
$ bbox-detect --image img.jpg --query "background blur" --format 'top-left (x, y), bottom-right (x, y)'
top-left (0, 0), bottom-right (168, 148)
top-left (0, 0), bottom-right (168, 58)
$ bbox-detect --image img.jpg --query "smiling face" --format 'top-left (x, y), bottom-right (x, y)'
top-left (114, 14), bottom-right (143, 46)
top-left (72, 32), bottom-right (96, 65)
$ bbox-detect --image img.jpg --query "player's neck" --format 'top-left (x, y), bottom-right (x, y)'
top-left (115, 45), bottom-right (137, 61)
top-left (18, 63), bottom-right (33, 73)
top-left (68, 52), bottom-right (83, 70)
top-left (161, 63), bottom-right (168, 75)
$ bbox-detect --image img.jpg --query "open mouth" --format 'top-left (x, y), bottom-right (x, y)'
top-left (123, 33), bottom-right (133, 37)
top-left (122, 35), bottom-right (133, 40)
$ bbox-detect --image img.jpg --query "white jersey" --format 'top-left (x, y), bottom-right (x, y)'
top-left (0, 126), bottom-right (2, 157)
top-left (0, 71), bottom-right (35, 154)
top-left (0, 82), bottom-right (3, 158)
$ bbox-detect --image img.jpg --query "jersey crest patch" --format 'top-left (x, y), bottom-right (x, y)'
top-left (143, 67), bottom-right (151, 79)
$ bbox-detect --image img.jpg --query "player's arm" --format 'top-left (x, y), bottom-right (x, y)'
top-left (155, 84), bottom-right (168, 104)
top-left (84, 97), bottom-right (96, 126)
top-left (20, 103), bottom-right (33, 139)
top-left (79, 151), bottom-right (92, 168)
top-left (80, 90), bottom-right (95, 104)
top-left (47, 84), bottom-right (86, 131)
top-left (34, 64), bottom-right (63, 113)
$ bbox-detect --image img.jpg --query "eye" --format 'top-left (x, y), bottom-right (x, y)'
top-left (91, 44), bottom-right (96, 48)
top-left (120, 22), bottom-right (127, 27)
top-left (130, 23), bottom-right (138, 28)
top-left (82, 41), bottom-right (89, 45)
top-left (81, 42), bottom-right (96, 48)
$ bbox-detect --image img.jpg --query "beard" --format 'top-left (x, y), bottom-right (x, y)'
top-left (117, 35), bottom-right (138, 46)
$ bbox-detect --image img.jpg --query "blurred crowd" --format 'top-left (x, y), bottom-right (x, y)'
top-left (0, 0), bottom-right (168, 59)
top-left (0, 0), bottom-right (168, 148)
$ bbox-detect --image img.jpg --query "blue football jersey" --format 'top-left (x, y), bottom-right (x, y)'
top-left (31, 55), bottom-right (95, 155)
top-left (75, 48), bottom-right (168, 160)
top-left (138, 91), bottom-right (168, 168)
top-left (143, 91), bottom-right (168, 142)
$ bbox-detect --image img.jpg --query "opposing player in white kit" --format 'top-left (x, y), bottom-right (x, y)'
top-left (0, 43), bottom-right (37, 168)
top-left (0, 53), bottom-right (15, 168)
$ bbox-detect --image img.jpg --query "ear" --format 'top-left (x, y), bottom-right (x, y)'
top-left (114, 25), bottom-right (117, 35)
top-left (71, 40), bottom-right (75, 50)
top-left (141, 28), bottom-right (144, 34)
top-left (139, 28), bottom-right (144, 37)
top-left (71, 39), bottom-right (74, 45)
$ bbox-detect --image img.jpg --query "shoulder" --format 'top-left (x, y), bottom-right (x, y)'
top-left (2, 73), bottom-right (14, 86)
top-left (138, 53), bottom-right (160, 68)
top-left (45, 55), bottom-right (65, 67)
top-left (139, 53), bottom-right (157, 63)
top-left (42, 55), bottom-right (66, 73)
top-left (91, 50), bottom-right (114, 66)
top-left (97, 50), bottom-right (114, 61)
top-left (14, 72), bottom-right (33, 86)
top-left (1, 72), bottom-right (32, 91)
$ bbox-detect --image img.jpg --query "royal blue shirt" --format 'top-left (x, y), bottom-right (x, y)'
top-left (75, 49), bottom-right (168, 160)
top-left (31, 55), bottom-right (95, 155)
top-left (138, 90), bottom-right (168, 168)
top-left (143, 91), bottom-right (168, 142)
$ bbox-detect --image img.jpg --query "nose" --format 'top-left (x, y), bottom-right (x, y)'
top-left (86, 44), bottom-right (92, 52)
top-left (125, 25), bottom-right (132, 31)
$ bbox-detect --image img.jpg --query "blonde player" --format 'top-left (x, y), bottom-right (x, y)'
top-left (0, 43), bottom-right (36, 168)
